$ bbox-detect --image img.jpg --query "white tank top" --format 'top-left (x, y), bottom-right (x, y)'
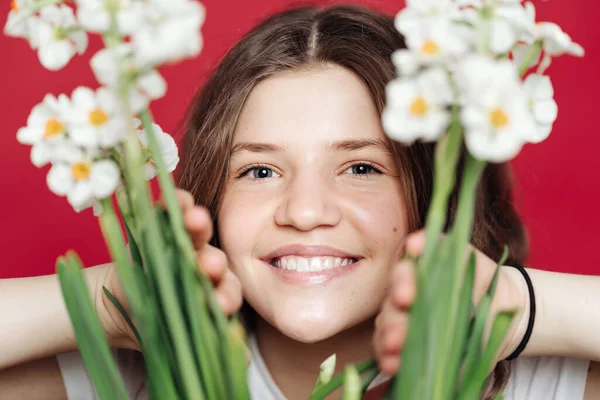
top-left (56, 335), bottom-right (590, 399)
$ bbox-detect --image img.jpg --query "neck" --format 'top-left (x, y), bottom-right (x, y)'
top-left (255, 316), bottom-right (375, 400)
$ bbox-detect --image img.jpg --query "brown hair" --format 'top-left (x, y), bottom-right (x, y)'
top-left (178, 4), bottom-right (528, 398)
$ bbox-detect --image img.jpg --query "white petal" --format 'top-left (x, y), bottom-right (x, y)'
top-left (17, 126), bottom-right (43, 144)
top-left (534, 99), bottom-right (558, 125)
top-left (531, 123), bottom-right (552, 143)
top-left (129, 88), bottom-right (150, 114)
top-left (465, 129), bottom-right (523, 162)
top-left (47, 164), bottom-right (73, 195)
top-left (523, 74), bottom-right (554, 100)
top-left (77, 5), bottom-right (110, 32)
top-left (67, 181), bottom-right (94, 211)
top-left (30, 142), bottom-right (53, 167)
top-left (490, 19), bottom-right (517, 54)
top-left (90, 48), bottom-right (119, 86)
top-left (71, 86), bottom-right (97, 111)
top-left (392, 50), bottom-right (419, 76)
top-left (71, 30), bottom-right (88, 54)
top-left (137, 71), bottom-right (167, 101)
top-left (461, 107), bottom-right (487, 130)
top-left (70, 126), bottom-right (99, 148)
top-left (382, 108), bottom-right (415, 144)
top-left (143, 163), bottom-right (157, 180)
top-left (89, 160), bottom-right (120, 198)
top-left (421, 110), bottom-right (450, 141)
top-left (38, 40), bottom-right (75, 71)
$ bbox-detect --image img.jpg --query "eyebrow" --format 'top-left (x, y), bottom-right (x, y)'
top-left (230, 138), bottom-right (392, 155)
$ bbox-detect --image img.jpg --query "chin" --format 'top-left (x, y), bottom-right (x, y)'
top-left (275, 316), bottom-right (346, 343)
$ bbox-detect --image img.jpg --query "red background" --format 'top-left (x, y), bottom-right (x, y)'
top-left (1, 0), bottom-right (599, 279)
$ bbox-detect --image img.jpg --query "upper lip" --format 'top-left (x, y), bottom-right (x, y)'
top-left (262, 245), bottom-right (362, 261)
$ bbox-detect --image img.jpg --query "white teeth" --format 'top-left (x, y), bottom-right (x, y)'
top-left (272, 256), bottom-right (357, 271)
top-left (310, 257), bottom-right (323, 271)
top-left (297, 258), bottom-right (309, 272)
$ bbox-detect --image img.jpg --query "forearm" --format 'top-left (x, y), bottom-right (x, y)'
top-left (0, 263), bottom-right (112, 370)
top-left (501, 267), bottom-right (600, 361)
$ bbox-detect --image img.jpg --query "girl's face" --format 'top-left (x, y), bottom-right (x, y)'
top-left (218, 65), bottom-right (408, 343)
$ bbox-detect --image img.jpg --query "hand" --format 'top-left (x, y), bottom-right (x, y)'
top-left (99, 189), bottom-right (243, 350)
top-left (373, 230), bottom-right (527, 376)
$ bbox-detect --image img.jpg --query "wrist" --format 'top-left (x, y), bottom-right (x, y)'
top-left (85, 263), bottom-right (135, 349)
top-left (495, 265), bottom-right (531, 361)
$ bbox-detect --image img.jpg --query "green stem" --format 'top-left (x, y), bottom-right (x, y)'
top-left (429, 155), bottom-right (486, 399)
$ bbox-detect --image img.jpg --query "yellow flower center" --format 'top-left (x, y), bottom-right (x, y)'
top-left (489, 107), bottom-right (509, 128)
top-left (410, 97), bottom-right (429, 116)
top-left (89, 108), bottom-right (108, 126)
top-left (44, 118), bottom-right (64, 139)
top-left (71, 162), bottom-right (91, 181)
top-left (421, 40), bottom-right (440, 56)
top-left (10, 0), bottom-right (18, 12)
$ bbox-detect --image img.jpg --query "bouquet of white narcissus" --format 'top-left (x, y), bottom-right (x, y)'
top-left (6, 1), bottom-right (251, 399)
top-left (310, 1), bottom-right (584, 400)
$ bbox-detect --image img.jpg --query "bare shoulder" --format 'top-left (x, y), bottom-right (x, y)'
top-left (584, 361), bottom-right (600, 400)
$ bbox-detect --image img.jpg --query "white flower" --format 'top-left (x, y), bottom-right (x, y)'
top-left (395, 0), bottom-right (459, 35)
top-left (76, 0), bottom-right (143, 35)
top-left (515, 2), bottom-right (584, 73)
top-left (90, 45), bottom-right (167, 113)
top-left (486, 2), bottom-right (533, 54)
top-left (36, 5), bottom-right (88, 71)
top-left (382, 67), bottom-right (454, 144)
top-left (398, 18), bottom-right (472, 72)
top-left (136, 120), bottom-right (179, 180)
top-left (67, 87), bottom-right (127, 150)
top-left (522, 74), bottom-right (557, 143)
top-left (458, 56), bottom-right (536, 162)
top-left (4, 0), bottom-right (39, 47)
top-left (16, 93), bottom-right (72, 167)
top-left (46, 146), bottom-right (120, 212)
top-left (133, 0), bottom-right (206, 67)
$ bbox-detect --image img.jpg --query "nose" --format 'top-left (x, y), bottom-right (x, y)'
top-left (274, 173), bottom-right (342, 231)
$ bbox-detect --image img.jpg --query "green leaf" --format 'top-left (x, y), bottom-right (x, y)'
top-left (444, 251), bottom-right (477, 396)
top-left (458, 311), bottom-right (516, 399)
top-left (57, 254), bottom-right (130, 400)
top-left (227, 318), bottom-right (252, 400)
top-left (102, 285), bottom-right (143, 349)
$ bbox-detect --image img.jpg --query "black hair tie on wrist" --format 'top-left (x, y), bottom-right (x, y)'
top-left (504, 262), bottom-right (536, 361)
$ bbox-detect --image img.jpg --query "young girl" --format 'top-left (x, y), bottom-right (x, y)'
top-left (2, 4), bottom-right (599, 400)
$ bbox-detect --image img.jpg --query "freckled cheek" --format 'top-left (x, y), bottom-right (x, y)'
top-left (343, 190), bottom-right (408, 253)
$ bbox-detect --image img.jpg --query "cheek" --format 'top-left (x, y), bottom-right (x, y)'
top-left (343, 185), bottom-right (408, 257)
top-left (217, 188), bottom-right (270, 262)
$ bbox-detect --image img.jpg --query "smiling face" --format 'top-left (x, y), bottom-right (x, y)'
top-left (217, 64), bottom-right (409, 343)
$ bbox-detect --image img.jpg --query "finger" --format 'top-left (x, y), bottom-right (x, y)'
top-left (379, 354), bottom-right (401, 375)
top-left (159, 189), bottom-right (195, 211)
top-left (185, 207), bottom-right (214, 249)
top-left (405, 230), bottom-right (425, 257)
top-left (197, 245), bottom-right (227, 284)
top-left (391, 260), bottom-right (416, 309)
top-left (215, 270), bottom-right (243, 315)
top-left (374, 299), bottom-right (407, 357)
